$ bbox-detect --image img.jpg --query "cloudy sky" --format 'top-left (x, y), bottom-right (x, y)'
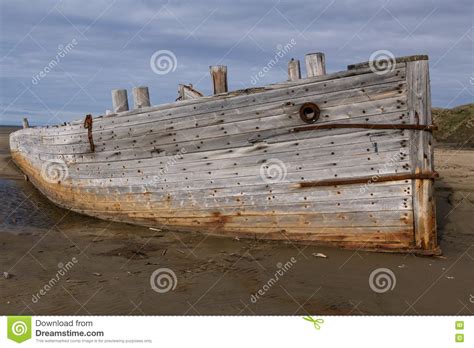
top-left (0, 0), bottom-right (472, 126)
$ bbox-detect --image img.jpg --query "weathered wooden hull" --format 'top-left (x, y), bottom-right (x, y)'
top-left (9, 55), bottom-right (439, 254)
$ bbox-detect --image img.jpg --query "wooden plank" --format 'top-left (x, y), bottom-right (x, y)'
top-left (57, 177), bottom-right (410, 204)
top-left (406, 59), bottom-right (437, 251)
top-left (70, 133), bottom-right (406, 171)
top-left (36, 96), bottom-right (407, 158)
top-left (42, 78), bottom-right (407, 144)
top-left (348, 55), bottom-right (428, 70)
top-left (39, 66), bottom-right (406, 137)
top-left (69, 146), bottom-right (407, 180)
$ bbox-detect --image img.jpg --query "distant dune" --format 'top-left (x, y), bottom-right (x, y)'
top-left (433, 103), bottom-right (474, 147)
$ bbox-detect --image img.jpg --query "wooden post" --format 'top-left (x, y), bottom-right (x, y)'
top-left (407, 57), bottom-right (437, 252)
top-left (305, 52), bottom-right (326, 77)
top-left (209, 65), bottom-right (228, 94)
top-left (22, 118), bottom-right (29, 129)
top-left (111, 89), bottom-right (129, 113)
top-left (288, 58), bottom-right (301, 81)
top-left (132, 87), bottom-right (151, 109)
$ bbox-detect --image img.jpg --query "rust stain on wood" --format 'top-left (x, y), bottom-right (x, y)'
top-left (292, 123), bottom-right (437, 133)
top-left (83, 114), bottom-right (95, 152)
top-left (299, 172), bottom-right (439, 188)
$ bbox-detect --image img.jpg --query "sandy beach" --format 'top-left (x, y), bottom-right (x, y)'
top-left (0, 126), bottom-right (473, 315)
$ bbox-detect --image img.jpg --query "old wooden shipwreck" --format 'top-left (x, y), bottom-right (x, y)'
top-left (10, 53), bottom-right (439, 254)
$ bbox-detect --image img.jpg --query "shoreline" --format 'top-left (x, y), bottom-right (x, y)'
top-left (1, 127), bottom-right (473, 315)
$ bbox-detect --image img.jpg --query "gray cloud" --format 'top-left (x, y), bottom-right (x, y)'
top-left (0, 0), bottom-right (472, 125)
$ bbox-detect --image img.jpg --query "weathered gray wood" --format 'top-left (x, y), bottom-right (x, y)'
top-left (69, 182), bottom-right (412, 211)
top-left (43, 79), bottom-right (407, 145)
top-left (41, 66), bottom-right (406, 137)
top-left (71, 141), bottom-right (407, 180)
top-left (37, 63), bottom-right (407, 136)
top-left (52, 157), bottom-right (411, 191)
top-left (38, 82), bottom-right (408, 149)
top-left (178, 84), bottom-right (204, 100)
top-left (132, 86), bottom-right (151, 109)
top-left (9, 55), bottom-right (437, 253)
top-left (79, 179), bottom-right (410, 202)
top-left (305, 52), bottom-right (326, 77)
top-left (210, 65), bottom-right (228, 94)
top-left (288, 58), bottom-right (301, 81)
top-left (22, 118), bottom-right (29, 129)
top-left (407, 59), bottom-right (437, 251)
top-left (111, 89), bottom-right (129, 113)
top-left (348, 55), bottom-right (429, 70)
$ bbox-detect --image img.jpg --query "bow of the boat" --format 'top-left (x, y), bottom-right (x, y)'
top-left (9, 126), bottom-right (75, 207)
top-left (9, 127), bottom-right (40, 174)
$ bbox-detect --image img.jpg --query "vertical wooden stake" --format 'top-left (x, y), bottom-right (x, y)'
top-left (305, 52), bottom-right (326, 77)
top-left (22, 118), bottom-right (29, 129)
top-left (178, 84), bottom-right (186, 101)
top-left (132, 87), bottom-right (151, 109)
top-left (407, 57), bottom-right (437, 252)
top-left (288, 58), bottom-right (301, 81)
top-left (209, 65), bottom-right (228, 94)
top-left (111, 89), bottom-right (129, 113)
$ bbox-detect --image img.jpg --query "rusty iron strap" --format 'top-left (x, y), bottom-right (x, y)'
top-left (299, 172), bottom-right (439, 188)
top-left (292, 123), bottom-right (438, 133)
top-left (83, 114), bottom-right (95, 152)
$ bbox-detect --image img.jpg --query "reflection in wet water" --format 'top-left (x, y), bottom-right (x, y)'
top-left (0, 179), bottom-right (92, 234)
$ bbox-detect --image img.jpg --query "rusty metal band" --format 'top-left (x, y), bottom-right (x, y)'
top-left (83, 114), bottom-right (95, 152)
top-left (292, 123), bottom-right (437, 133)
top-left (299, 172), bottom-right (439, 188)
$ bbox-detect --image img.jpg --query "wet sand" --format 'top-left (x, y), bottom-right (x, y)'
top-left (0, 126), bottom-right (473, 315)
